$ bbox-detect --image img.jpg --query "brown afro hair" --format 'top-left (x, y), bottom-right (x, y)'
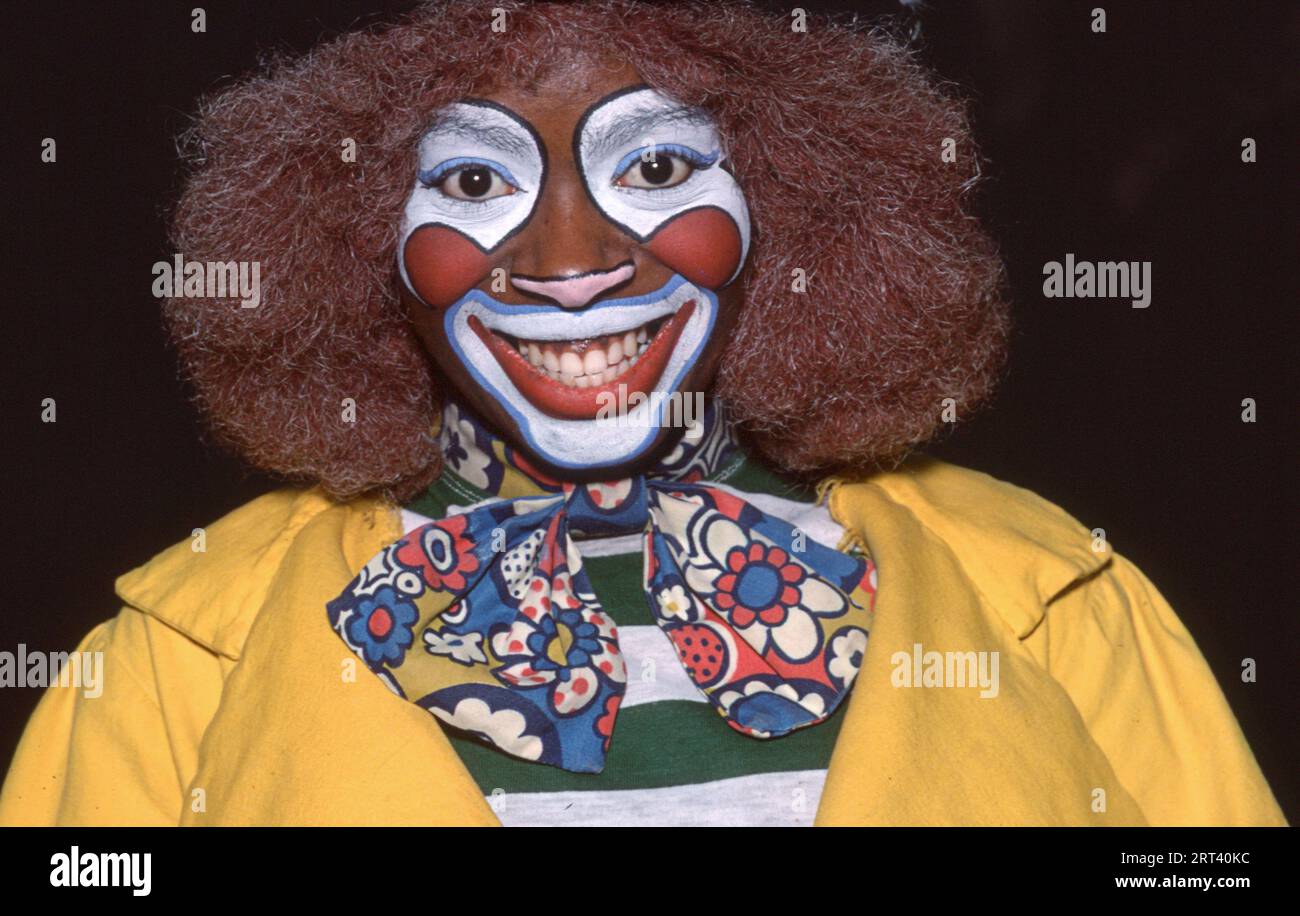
top-left (165, 0), bottom-right (1010, 502)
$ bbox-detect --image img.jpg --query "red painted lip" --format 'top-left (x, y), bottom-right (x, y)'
top-left (469, 300), bottom-right (696, 420)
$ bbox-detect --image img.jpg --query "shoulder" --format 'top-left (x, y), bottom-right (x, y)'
top-left (114, 487), bottom-right (398, 660)
top-left (824, 456), bottom-right (1112, 637)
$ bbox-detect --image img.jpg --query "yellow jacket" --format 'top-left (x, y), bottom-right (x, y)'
top-left (0, 458), bottom-right (1284, 826)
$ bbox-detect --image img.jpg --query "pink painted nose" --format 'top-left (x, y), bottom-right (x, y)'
top-left (511, 262), bottom-right (635, 309)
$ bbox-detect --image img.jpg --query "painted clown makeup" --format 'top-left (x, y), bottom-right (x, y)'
top-left (400, 84), bottom-right (751, 472)
top-left (399, 101), bottom-right (546, 307)
top-left (574, 87), bottom-right (750, 289)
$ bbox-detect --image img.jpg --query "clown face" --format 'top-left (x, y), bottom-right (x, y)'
top-left (400, 61), bottom-right (750, 476)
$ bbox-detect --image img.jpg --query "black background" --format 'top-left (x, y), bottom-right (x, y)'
top-left (2, 0), bottom-right (1295, 823)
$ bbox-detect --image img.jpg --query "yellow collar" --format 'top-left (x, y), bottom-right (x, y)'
top-left (116, 458), bottom-right (1146, 825)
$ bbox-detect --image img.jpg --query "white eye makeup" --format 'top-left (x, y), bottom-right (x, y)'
top-left (575, 87), bottom-right (751, 283)
top-left (400, 101), bottom-right (546, 254)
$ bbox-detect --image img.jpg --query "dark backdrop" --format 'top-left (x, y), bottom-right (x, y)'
top-left (3, 0), bottom-right (1295, 821)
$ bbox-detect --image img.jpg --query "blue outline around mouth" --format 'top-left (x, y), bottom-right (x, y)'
top-left (444, 274), bottom-right (717, 470)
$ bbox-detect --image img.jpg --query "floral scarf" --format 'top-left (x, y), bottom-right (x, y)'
top-left (327, 401), bottom-right (876, 773)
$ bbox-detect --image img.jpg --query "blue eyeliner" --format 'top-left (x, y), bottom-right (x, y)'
top-left (418, 156), bottom-right (520, 189)
top-left (610, 145), bottom-right (719, 182)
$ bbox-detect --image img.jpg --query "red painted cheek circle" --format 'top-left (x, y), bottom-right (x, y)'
top-left (402, 225), bottom-right (492, 309)
top-left (647, 207), bottom-right (743, 290)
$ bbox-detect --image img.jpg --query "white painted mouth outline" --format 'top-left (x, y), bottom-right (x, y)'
top-left (444, 275), bottom-right (716, 470)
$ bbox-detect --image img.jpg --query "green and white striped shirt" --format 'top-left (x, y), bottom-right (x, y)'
top-left (403, 457), bottom-right (852, 826)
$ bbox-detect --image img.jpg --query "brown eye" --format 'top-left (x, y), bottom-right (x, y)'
top-left (616, 153), bottom-right (694, 190)
top-left (458, 167), bottom-right (492, 197)
top-left (438, 166), bottom-right (516, 201)
top-left (638, 156), bottom-right (674, 185)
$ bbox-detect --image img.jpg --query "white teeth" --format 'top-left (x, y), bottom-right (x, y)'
top-left (510, 317), bottom-right (664, 389)
top-left (560, 352), bottom-right (584, 377)
top-left (583, 349), bottom-right (607, 375)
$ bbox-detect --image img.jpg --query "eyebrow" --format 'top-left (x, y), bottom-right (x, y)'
top-left (584, 105), bottom-right (718, 162)
top-left (425, 109), bottom-right (536, 158)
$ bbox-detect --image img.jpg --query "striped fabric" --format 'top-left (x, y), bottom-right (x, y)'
top-left (402, 458), bottom-right (852, 826)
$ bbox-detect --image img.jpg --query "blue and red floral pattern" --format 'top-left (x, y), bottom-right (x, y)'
top-left (327, 401), bottom-right (875, 773)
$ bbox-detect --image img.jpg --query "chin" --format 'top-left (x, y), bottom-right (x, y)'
top-left (442, 274), bottom-right (717, 470)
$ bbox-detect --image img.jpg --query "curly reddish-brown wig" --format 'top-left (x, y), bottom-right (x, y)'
top-left (166, 0), bottom-right (1009, 501)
